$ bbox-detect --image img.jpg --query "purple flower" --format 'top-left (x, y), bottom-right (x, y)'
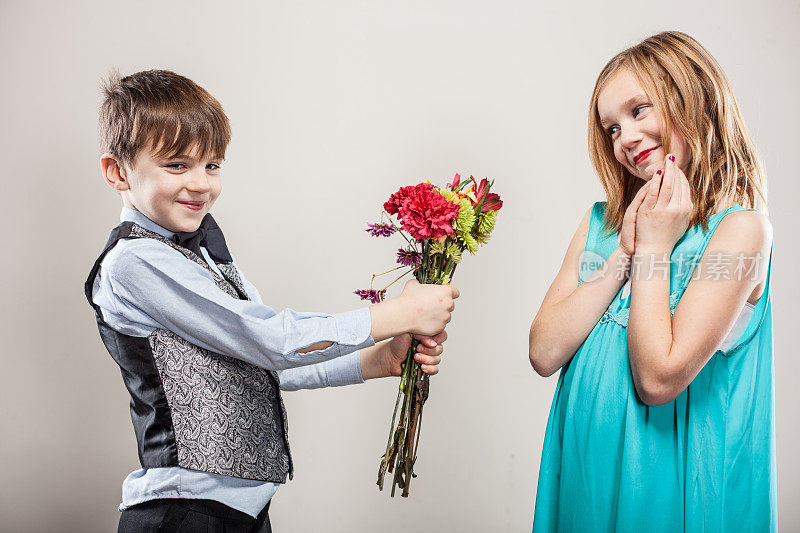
top-left (354, 289), bottom-right (386, 304)
top-left (396, 248), bottom-right (422, 267)
top-left (366, 223), bottom-right (397, 237)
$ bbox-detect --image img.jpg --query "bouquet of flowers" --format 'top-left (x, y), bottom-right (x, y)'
top-left (355, 174), bottom-right (502, 497)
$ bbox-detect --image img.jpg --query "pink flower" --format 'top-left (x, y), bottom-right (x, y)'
top-left (366, 223), bottom-right (397, 237)
top-left (447, 173), bottom-right (461, 191)
top-left (396, 248), bottom-right (422, 267)
top-left (354, 289), bottom-right (386, 304)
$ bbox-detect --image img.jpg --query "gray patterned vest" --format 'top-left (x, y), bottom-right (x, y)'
top-left (84, 221), bottom-right (293, 482)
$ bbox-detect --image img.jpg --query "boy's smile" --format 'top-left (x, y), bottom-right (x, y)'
top-left (104, 144), bottom-right (222, 233)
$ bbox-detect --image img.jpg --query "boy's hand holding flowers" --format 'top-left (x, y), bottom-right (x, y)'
top-left (385, 331), bottom-right (447, 376)
top-left (369, 279), bottom-right (459, 341)
top-left (399, 279), bottom-right (459, 335)
top-left (359, 332), bottom-right (447, 380)
top-left (361, 331), bottom-right (448, 380)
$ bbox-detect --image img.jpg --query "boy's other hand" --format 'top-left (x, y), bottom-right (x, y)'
top-left (360, 331), bottom-right (449, 380)
top-left (385, 331), bottom-right (448, 377)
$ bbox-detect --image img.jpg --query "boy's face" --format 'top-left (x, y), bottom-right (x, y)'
top-left (119, 144), bottom-right (222, 233)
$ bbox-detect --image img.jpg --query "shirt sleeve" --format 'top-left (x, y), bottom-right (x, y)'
top-left (276, 351), bottom-right (365, 391)
top-left (237, 263), bottom-right (366, 389)
top-left (104, 239), bottom-right (374, 371)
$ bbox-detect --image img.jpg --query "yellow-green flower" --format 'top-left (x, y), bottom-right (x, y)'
top-left (439, 189), bottom-right (477, 250)
top-left (445, 242), bottom-right (463, 264)
top-left (462, 232), bottom-right (479, 253)
top-left (475, 210), bottom-right (498, 244)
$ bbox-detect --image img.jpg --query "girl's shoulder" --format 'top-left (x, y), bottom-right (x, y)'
top-left (702, 208), bottom-right (773, 305)
top-left (710, 208), bottom-right (772, 247)
top-left (584, 201), bottom-right (608, 234)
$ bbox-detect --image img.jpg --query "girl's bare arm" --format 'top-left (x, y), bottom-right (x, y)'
top-left (529, 208), bottom-right (631, 376)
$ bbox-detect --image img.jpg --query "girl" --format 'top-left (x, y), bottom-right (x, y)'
top-left (529, 31), bottom-right (775, 532)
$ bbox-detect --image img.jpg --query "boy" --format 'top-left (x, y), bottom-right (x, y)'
top-left (85, 70), bottom-right (458, 532)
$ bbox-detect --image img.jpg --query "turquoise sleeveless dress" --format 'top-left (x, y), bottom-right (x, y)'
top-left (533, 202), bottom-right (776, 532)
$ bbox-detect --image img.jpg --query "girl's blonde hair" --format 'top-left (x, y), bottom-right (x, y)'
top-left (588, 31), bottom-right (767, 235)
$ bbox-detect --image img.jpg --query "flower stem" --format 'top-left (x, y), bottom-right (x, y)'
top-left (377, 238), bottom-right (446, 497)
top-left (382, 269), bottom-right (413, 292)
top-left (383, 210), bottom-right (413, 246)
top-left (370, 264), bottom-right (408, 290)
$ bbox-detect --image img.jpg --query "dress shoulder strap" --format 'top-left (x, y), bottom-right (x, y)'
top-left (579, 201), bottom-right (619, 286)
top-left (669, 206), bottom-right (773, 357)
top-left (673, 206), bottom-right (754, 296)
top-left (721, 241), bottom-right (773, 357)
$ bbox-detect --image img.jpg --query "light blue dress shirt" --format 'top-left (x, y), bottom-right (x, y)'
top-left (91, 207), bottom-right (374, 517)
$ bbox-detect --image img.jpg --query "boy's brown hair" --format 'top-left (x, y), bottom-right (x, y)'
top-left (99, 69), bottom-right (231, 167)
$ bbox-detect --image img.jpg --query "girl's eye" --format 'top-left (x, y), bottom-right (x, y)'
top-left (633, 105), bottom-right (648, 118)
top-left (607, 125), bottom-right (620, 136)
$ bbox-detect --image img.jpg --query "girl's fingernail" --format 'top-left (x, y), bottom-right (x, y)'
top-left (668, 154), bottom-right (675, 162)
top-left (656, 169), bottom-right (662, 175)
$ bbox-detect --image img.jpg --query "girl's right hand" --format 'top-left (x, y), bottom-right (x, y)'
top-left (618, 183), bottom-right (650, 256)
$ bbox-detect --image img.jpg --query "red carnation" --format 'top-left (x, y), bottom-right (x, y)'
top-left (395, 183), bottom-right (460, 240)
top-left (383, 182), bottom-right (435, 214)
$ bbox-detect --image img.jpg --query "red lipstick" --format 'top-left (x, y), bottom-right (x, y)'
top-left (633, 146), bottom-right (659, 165)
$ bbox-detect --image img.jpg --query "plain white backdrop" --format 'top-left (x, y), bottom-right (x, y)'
top-left (1, 1), bottom-right (797, 531)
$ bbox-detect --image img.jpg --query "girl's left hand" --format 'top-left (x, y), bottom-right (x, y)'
top-left (384, 331), bottom-right (448, 377)
top-left (634, 154), bottom-right (694, 252)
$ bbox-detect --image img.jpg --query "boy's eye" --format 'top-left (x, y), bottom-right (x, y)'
top-left (206, 163), bottom-right (221, 171)
top-left (165, 163), bottom-right (186, 170)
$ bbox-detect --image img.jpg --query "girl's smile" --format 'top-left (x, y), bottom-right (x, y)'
top-left (632, 145), bottom-right (659, 165)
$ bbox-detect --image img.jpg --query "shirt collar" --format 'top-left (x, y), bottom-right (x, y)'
top-left (120, 207), bottom-right (176, 239)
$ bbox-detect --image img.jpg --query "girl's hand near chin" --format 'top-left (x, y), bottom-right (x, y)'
top-left (618, 182), bottom-right (650, 256)
top-left (634, 154), bottom-right (694, 252)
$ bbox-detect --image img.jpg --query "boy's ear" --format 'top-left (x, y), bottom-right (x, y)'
top-left (100, 153), bottom-right (130, 191)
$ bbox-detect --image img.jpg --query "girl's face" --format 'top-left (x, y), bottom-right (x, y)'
top-left (597, 68), bottom-right (689, 182)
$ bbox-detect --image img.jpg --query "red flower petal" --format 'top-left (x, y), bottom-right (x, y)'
top-left (447, 173), bottom-right (461, 191)
top-left (481, 193), bottom-right (503, 212)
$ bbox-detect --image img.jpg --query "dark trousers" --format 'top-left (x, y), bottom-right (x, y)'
top-left (118, 498), bottom-right (272, 533)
